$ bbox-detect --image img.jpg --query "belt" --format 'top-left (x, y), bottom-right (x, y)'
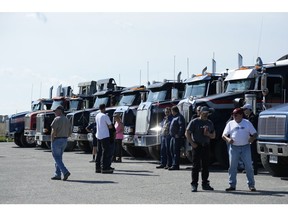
top-left (54, 137), bottom-right (67, 139)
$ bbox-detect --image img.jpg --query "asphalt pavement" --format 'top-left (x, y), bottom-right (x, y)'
top-left (1, 142), bottom-right (288, 206)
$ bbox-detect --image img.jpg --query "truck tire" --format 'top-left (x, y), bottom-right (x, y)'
top-left (77, 141), bottom-right (92, 153)
top-left (123, 144), bottom-right (150, 158)
top-left (14, 133), bottom-right (24, 147)
top-left (261, 155), bottom-right (288, 177)
top-left (20, 132), bottom-right (36, 147)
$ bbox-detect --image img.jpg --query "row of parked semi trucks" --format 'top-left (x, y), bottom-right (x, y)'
top-left (5, 54), bottom-right (288, 177)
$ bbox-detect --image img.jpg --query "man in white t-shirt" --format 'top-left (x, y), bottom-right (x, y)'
top-left (95, 104), bottom-right (114, 174)
top-left (222, 108), bottom-right (257, 192)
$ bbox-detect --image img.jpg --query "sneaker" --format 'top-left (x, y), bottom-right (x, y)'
top-left (63, 172), bottom-right (71, 181)
top-left (51, 176), bottom-right (61, 180)
top-left (225, 186), bottom-right (236, 191)
top-left (202, 184), bottom-right (214, 191)
top-left (249, 186), bottom-right (256, 192)
top-left (191, 185), bottom-right (198, 192)
top-left (156, 165), bottom-right (165, 169)
top-left (89, 159), bottom-right (95, 163)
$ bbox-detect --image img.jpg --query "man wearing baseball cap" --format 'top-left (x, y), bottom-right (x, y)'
top-left (222, 108), bottom-right (257, 192)
top-left (50, 105), bottom-right (72, 181)
top-left (241, 104), bottom-right (259, 175)
top-left (185, 106), bottom-right (216, 192)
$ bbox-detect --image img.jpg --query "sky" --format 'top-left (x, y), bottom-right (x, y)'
top-left (1, 1), bottom-right (288, 115)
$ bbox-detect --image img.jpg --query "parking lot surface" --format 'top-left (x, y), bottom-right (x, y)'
top-left (1, 142), bottom-right (288, 205)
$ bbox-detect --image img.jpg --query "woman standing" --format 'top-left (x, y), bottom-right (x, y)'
top-left (113, 113), bottom-right (124, 162)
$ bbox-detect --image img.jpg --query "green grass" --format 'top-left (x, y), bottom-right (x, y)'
top-left (0, 136), bottom-right (12, 142)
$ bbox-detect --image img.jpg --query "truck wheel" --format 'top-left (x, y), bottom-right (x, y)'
top-left (65, 141), bottom-right (76, 152)
top-left (37, 141), bottom-right (48, 149)
top-left (261, 155), bottom-right (288, 177)
top-left (77, 141), bottom-right (92, 153)
top-left (123, 144), bottom-right (149, 158)
top-left (14, 133), bottom-right (24, 147)
top-left (20, 132), bottom-right (36, 147)
top-left (148, 145), bottom-right (160, 160)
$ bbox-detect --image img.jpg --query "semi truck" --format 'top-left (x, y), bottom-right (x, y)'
top-left (34, 81), bottom-right (96, 151)
top-left (6, 96), bottom-right (53, 147)
top-left (67, 78), bottom-right (125, 152)
top-left (134, 72), bottom-right (185, 159)
top-left (91, 85), bottom-right (149, 157)
top-left (256, 55), bottom-right (288, 177)
top-left (24, 86), bottom-right (74, 149)
top-left (187, 54), bottom-right (288, 167)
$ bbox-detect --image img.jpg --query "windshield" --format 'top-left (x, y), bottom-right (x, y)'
top-left (93, 96), bottom-right (109, 109)
top-left (69, 100), bottom-right (81, 111)
top-left (225, 79), bottom-right (254, 92)
top-left (147, 90), bottom-right (166, 102)
top-left (119, 94), bottom-right (136, 106)
top-left (51, 101), bottom-right (63, 110)
top-left (31, 102), bottom-right (42, 112)
top-left (184, 81), bottom-right (207, 98)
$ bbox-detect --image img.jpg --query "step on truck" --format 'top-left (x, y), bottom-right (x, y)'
top-left (35, 82), bottom-right (96, 151)
top-left (188, 54), bottom-right (288, 167)
top-left (134, 72), bottom-right (185, 160)
top-left (6, 88), bottom-right (53, 147)
top-left (256, 55), bottom-right (288, 177)
top-left (67, 78), bottom-right (125, 152)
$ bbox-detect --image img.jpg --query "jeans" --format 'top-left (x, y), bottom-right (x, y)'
top-left (228, 144), bottom-right (255, 188)
top-left (51, 138), bottom-right (69, 177)
top-left (170, 137), bottom-right (184, 168)
top-left (96, 137), bottom-right (113, 170)
top-left (160, 135), bottom-right (172, 167)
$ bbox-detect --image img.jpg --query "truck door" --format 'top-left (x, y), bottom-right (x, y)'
top-left (265, 75), bottom-right (284, 105)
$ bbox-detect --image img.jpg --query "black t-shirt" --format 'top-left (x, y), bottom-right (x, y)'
top-left (186, 117), bottom-right (215, 146)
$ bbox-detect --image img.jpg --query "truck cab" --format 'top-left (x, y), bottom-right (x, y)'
top-left (68, 78), bottom-right (125, 152)
top-left (91, 85), bottom-right (148, 157)
top-left (134, 74), bottom-right (185, 159)
top-left (6, 98), bottom-right (53, 147)
top-left (189, 55), bottom-right (288, 167)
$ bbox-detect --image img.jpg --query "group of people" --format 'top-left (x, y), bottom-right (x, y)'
top-left (49, 102), bottom-right (258, 193)
top-left (50, 103), bottom-right (124, 180)
top-left (157, 103), bottom-right (258, 192)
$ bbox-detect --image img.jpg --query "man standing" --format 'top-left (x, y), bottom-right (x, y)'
top-left (50, 105), bottom-right (72, 181)
top-left (156, 107), bottom-right (173, 169)
top-left (242, 103), bottom-right (259, 175)
top-left (222, 108), bottom-right (257, 192)
top-left (185, 106), bottom-right (215, 192)
top-left (95, 104), bottom-right (114, 174)
top-left (168, 106), bottom-right (185, 170)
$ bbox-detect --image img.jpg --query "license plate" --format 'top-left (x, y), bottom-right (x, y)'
top-left (269, 155), bottom-right (278, 164)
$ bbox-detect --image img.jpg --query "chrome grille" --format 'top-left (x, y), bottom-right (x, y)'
top-left (258, 115), bottom-right (286, 138)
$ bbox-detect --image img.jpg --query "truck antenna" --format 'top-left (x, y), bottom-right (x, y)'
top-left (257, 16), bottom-right (264, 58)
